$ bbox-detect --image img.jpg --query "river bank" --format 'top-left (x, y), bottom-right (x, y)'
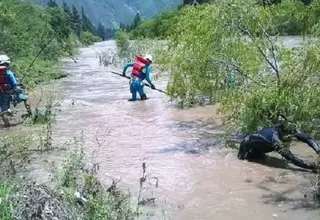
top-left (0, 37), bottom-right (319, 219)
top-left (52, 40), bottom-right (319, 219)
top-left (0, 43), bottom-right (138, 220)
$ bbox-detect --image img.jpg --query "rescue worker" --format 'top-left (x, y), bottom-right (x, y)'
top-left (122, 54), bottom-right (156, 101)
top-left (7, 61), bottom-right (32, 117)
top-left (0, 54), bottom-right (31, 127)
top-left (238, 116), bottom-right (320, 172)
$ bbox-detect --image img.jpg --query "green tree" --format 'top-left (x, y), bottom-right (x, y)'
top-left (71, 5), bottom-right (81, 37)
top-left (155, 0), bottom-right (320, 137)
top-left (132, 11), bottom-right (141, 30)
top-left (62, 1), bottom-right (71, 16)
top-left (81, 6), bottom-right (97, 35)
top-left (105, 28), bottom-right (116, 39)
top-left (0, 0), bottom-right (101, 88)
top-left (115, 30), bottom-right (130, 57)
top-left (97, 23), bottom-right (106, 40)
top-left (47, 0), bottom-right (58, 7)
top-left (80, 31), bottom-right (101, 45)
top-left (47, 6), bottom-right (72, 43)
top-left (128, 9), bottom-right (181, 39)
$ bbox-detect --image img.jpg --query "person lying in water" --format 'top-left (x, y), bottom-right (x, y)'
top-left (238, 116), bottom-right (320, 172)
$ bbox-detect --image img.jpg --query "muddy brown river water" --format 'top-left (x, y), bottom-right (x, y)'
top-left (35, 39), bottom-right (320, 219)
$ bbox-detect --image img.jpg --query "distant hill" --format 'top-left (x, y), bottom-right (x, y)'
top-left (33, 0), bottom-right (182, 28)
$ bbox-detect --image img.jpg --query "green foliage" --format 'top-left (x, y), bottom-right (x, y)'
top-left (118, 12), bottom-right (142, 34)
top-left (80, 6), bottom-right (98, 36)
top-left (157, 4), bottom-right (222, 105)
top-left (128, 0), bottom-right (320, 40)
top-left (0, 143), bottom-right (136, 220)
top-left (115, 30), bottom-right (131, 57)
top-left (70, 5), bottom-right (81, 37)
top-left (132, 12), bottom-right (141, 30)
top-left (35, 0), bottom-right (181, 31)
top-left (80, 31), bottom-right (102, 46)
top-left (50, 139), bottom-right (136, 220)
top-left (0, 182), bottom-right (16, 220)
top-left (97, 23), bottom-right (106, 40)
top-left (268, 0), bottom-right (320, 36)
top-left (85, 189), bottom-right (134, 220)
top-left (0, 0), bottom-right (101, 89)
top-left (154, 0), bottom-right (320, 137)
top-left (31, 96), bottom-right (56, 125)
top-left (128, 9), bottom-right (181, 39)
top-left (57, 144), bottom-right (86, 188)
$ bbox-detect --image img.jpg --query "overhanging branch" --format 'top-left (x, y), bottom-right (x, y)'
top-left (236, 22), bottom-right (280, 81)
top-left (225, 2), bottom-right (281, 83)
top-left (212, 59), bottom-right (267, 87)
top-left (258, 23), bottom-right (280, 81)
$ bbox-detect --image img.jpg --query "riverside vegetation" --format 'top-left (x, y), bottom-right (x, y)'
top-left (2, 0), bottom-right (320, 219)
top-left (111, 0), bottom-right (320, 201)
top-left (0, 0), bottom-right (156, 219)
top-left (1, 0), bottom-right (103, 88)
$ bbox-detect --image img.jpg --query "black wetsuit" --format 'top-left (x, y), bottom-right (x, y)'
top-left (238, 125), bottom-right (320, 171)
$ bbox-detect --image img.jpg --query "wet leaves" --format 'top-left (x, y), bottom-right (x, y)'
top-left (151, 0), bottom-right (320, 140)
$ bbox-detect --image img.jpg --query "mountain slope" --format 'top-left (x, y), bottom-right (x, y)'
top-left (33, 0), bottom-right (182, 28)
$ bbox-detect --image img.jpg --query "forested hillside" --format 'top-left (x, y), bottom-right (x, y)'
top-left (116, 0), bottom-right (320, 136)
top-left (125, 0), bottom-right (319, 39)
top-left (0, 0), bottom-right (102, 88)
top-left (33, 0), bottom-right (182, 29)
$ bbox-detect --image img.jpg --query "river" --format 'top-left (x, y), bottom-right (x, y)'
top-left (46, 38), bottom-right (320, 220)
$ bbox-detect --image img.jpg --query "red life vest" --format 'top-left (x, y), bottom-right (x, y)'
top-left (0, 66), bottom-right (9, 92)
top-left (131, 56), bottom-right (150, 77)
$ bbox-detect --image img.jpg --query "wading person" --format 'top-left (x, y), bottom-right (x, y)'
top-left (122, 54), bottom-right (156, 101)
top-left (238, 116), bottom-right (320, 172)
